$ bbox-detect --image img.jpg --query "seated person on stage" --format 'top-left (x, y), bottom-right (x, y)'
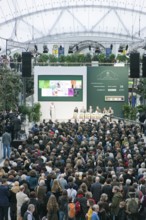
top-left (80, 106), bottom-right (86, 113)
top-left (102, 107), bottom-right (108, 114)
top-left (107, 106), bottom-right (114, 115)
top-left (95, 106), bottom-right (101, 113)
top-left (74, 107), bottom-right (79, 113)
top-left (88, 106), bottom-right (93, 113)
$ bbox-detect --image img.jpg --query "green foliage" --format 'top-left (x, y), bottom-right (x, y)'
top-left (29, 103), bottom-right (41, 122)
top-left (122, 104), bottom-right (137, 120)
top-left (19, 103), bottom-right (41, 122)
top-left (98, 53), bottom-right (106, 63)
top-left (13, 52), bottom-right (21, 60)
top-left (109, 54), bottom-right (116, 63)
top-left (18, 105), bottom-right (30, 115)
top-left (37, 54), bottom-right (49, 65)
top-left (48, 54), bottom-right (57, 63)
top-left (116, 54), bottom-right (128, 62)
top-left (84, 53), bottom-right (92, 62)
top-left (58, 55), bottom-right (66, 63)
top-left (92, 54), bottom-right (99, 61)
top-left (0, 68), bottom-right (22, 111)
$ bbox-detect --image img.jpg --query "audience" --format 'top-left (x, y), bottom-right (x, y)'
top-left (0, 116), bottom-right (146, 220)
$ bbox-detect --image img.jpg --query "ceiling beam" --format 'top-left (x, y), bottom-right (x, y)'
top-left (0, 4), bottom-right (146, 27)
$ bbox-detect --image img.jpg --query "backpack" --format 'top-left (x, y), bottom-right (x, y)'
top-left (127, 198), bottom-right (139, 214)
top-left (68, 203), bottom-right (76, 218)
top-left (75, 201), bottom-right (81, 215)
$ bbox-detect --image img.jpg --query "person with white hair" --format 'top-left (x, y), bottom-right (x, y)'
top-left (23, 204), bottom-right (35, 220)
top-left (16, 185), bottom-right (28, 220)
top-left (91, 204), bottom-right (100, 220)
top-left (138, 162), bottom-right (146, 176)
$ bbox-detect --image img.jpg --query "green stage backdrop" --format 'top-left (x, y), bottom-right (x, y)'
top-left (87, 67), bottom-right (128, 117)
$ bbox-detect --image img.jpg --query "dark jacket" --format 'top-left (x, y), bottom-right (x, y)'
top-left (117, 208), bottom-right (127, 220)
top-left (2, 131), bottom-right (11, 145)
top-left (111, 192), bottom-right (123, 216)
top-left (0, 185), bottom-right (10, 206)
top-left (91, 182), bottom-right (102, 203)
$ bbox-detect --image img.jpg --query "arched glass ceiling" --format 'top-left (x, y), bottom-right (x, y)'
top-left (0, 0), bottom-right (146, 52)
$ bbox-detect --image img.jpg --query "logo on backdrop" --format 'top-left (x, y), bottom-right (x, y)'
top-left (97, 70), bottom-right (119, 80)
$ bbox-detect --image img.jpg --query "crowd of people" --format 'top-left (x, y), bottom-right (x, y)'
top-left (0, 116), bottom-right (146, 220)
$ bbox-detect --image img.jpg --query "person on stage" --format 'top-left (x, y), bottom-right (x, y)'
top-left (50, 102), bottom-right (56, 121)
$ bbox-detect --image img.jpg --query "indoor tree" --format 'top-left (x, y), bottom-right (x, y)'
top-left (0, 67), bottom-right (22, 111)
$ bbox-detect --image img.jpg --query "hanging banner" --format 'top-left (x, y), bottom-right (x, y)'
top-left (52, 45), bottom-right (58, 57)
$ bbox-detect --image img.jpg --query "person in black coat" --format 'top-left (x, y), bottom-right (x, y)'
top-left (0, 179), bottom-right (10, 220)
top-left (91, 176), bottom-right (102, 203)
top-left (117, 201), bottom-right (127, 220)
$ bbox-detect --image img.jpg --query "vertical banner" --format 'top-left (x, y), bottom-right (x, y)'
top-left (52, 45), bottom-right (58, 57)
top-left (87, 67), bottom-right (128, 117)
top-left (58, 46), bottom-right (64, 57)
top-left (106, 48), bottom-right (111, 57)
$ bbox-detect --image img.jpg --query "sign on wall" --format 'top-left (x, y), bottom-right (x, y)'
top-left (87, 66), bottom-right (128, 116)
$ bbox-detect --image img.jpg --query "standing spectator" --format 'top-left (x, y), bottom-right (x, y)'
top-left (91, 204), bottom-right (100, 220)
top-left (110, 186), bottom-right (123, 220)
top-left (13, 116), bottom-right (21, 140)
top-left (47, 194), bottom-right (59, 220)
top-left (0, 179), bottom-right (10, 220)
top-left (9, 181), bottom-right (20, 220)
top-left (75, 189), bottom-right (88, 220)
top-left (58, 190), bottom-right (68, 220)
top-left (117, 201), bottom-right (127, 220)
top-left (23, 204), bottom-right (35, 220)
top-left (91, 176), bottom-right (102, 203)
top-left (51, 179), bottom-right (63, 201)
top-left (2, 129), bottom-right (11, 159)
top-left (16, 185), bottom-right (28, 220)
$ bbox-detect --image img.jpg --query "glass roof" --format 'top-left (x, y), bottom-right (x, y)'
top-left (0, 0), bottom-right (146, 52)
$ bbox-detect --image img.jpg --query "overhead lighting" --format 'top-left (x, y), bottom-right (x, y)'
top-left (95, 47), bottom-right (101, 53)
top-left (34, 45), bottom-right (38, 52)
top-left (118, 46), bottom-right (124, 53)
top-left (68, 46), bottom-right (73, 53)
top-left (43, 45), bottom-right (48, 53)
top-left (126, 45), bottom-right (128, 50)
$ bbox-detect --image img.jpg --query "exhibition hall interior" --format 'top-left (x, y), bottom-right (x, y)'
top-left (1, 1), bottom-right (146, 220)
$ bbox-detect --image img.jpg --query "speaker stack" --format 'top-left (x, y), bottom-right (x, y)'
top-left (130, 53), bottom-right (140, 78)
top-left (142, 55), bottom-right (146, 78)
top-left (22, 52), bottom-right (32, 77)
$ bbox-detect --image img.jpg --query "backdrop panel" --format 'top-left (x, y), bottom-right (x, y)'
top-left (34, 66), bottom-right (87, 121)
top-left (87, 67), bottom-right (128, 117)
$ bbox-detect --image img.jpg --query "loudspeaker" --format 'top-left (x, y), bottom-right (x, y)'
top-left (130, 53), bottom-right (140, 78)
top-left (142, 55), bottom-right (146, 78)
top-left (22, 52), bottom-right (31, 77)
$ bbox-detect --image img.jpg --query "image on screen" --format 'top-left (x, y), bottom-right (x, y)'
top-left (38, 75), bottom-right (83, 101)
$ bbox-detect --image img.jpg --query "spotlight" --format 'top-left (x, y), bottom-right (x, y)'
top-left (118, 46), bottom-right (124, 53)
top-left (95, 47), bottom-right (101, 53)
top-left (68, 46), bottom-right (73, 53)
top-left (43, 45), bottom-right (49, 53)
top-left (126, 45), bottom-right (128, 50)
top-left (34, 45), bottom-right (38, 52)
top-left (60, 45), bottom-right (63, 50)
